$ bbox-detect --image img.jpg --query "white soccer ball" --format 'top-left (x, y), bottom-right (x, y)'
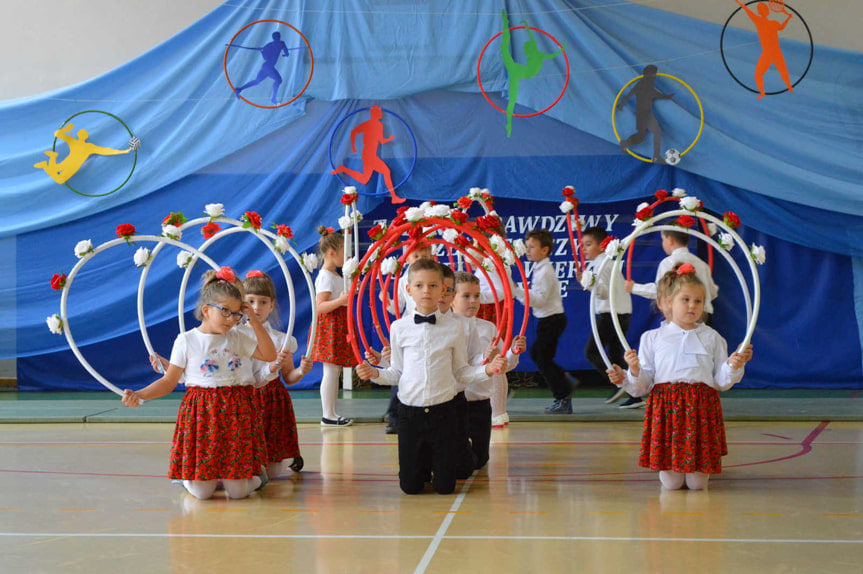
top-left (664, 148), bottom-right (681, 166)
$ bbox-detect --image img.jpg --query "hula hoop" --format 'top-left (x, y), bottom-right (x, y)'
top-left (52, 110), bottom-right (138, 197)
top-left (60, 235), bottom-right (222, 397)
top-left (611, 73), bottom-right (704, 164)
top-left (563, 207), bottom-right (585, 272)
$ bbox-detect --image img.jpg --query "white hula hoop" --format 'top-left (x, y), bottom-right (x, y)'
top-left (61, 235), bottom-right (222, 397)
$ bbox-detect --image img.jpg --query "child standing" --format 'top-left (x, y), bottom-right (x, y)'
top-left (356, 259), bottom-right (506, 494)
top-left (517, 228), bottom-right (577, 414)
top-left (607, 265), bottom-right (753, 490)
top-left (311, 226), bottom-right (356, 427)
top-left (578, 227), bottom-right (638, 408)
top-left (122, 267), bottom-right (277, 500)
top-left (243, 270), bottom-right (313, 477)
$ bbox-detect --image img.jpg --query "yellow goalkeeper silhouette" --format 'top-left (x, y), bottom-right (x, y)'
top-left (34, 123), bottom-right (131, 185)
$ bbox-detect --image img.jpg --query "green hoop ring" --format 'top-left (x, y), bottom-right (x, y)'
top-left (51, 110), bottom-right (138, 197)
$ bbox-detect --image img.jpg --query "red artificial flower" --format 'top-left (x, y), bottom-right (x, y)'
top-left (408, 226), bottom-right (424, 240)
top-left (368, 224), bottom-right (385, 241)
top-left (274, 224), bottom-right (293, 238)
top-left (326, 227), bottom-right (335, 233)
top-left (454, 235), bottom-right (471, 248)
top-left (456, 196), bottom-right (472, 210)
top-left (392, 214), bottom-right (407, 226)
top-left (50, 273), bottom-right (66, 291)
top-left (396, 206), bottom-right (410, 216)
top-left (340, 193), bottom-right (357, 205)
top-left (115, 223), bottom-right (136, 238)
top-left (636, 206), bottom-right (654, 221)
top-left (245, 270), bottom-right (265, 278)
top-left (216, 266), bottom-right (236, 283)
top-left (476, 214), bottom-right (501, 233)
top-left (451, 210), bottom-right (468, 224)
top-left (677, 214), bottom-right (696, 228)
top-left (427, 200), bottom-right (437, 206)
top-left (562, 186), bottom-right (575, 197)
top-left (481, 191), bottom-right (493, 202)
top-left (655, 189), bottom-right (669, 200)
top-left (600, 236), bottom-right (616, 251)
top-left (676, 263), bottom-right (696, 275)
top-left (243, 211), bottom-right (262, 230)
top-left (162, 212), bottom-right (186, 227)
top-left (723, 211), bottom-right (741, 228)
top-left (202, 222), bottom-right (221, 239)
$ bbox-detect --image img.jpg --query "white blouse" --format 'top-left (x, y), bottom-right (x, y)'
top-left (169, 327), bottom-right (258, 388)
top-left (251, 322), bottom-right (299, 387)
top-left (315, 268), bottom-right (344, 298)
top-left (623, 322), bottom-right (744, 396)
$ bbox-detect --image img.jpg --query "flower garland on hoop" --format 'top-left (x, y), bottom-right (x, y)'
top-left (558, 185), bottom-right (586, 272)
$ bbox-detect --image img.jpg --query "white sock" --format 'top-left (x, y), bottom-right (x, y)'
top-left (659, 470), bottom-right (685, 490)
top-left (685, 472), bottom-right (710, 490)
top-left (266, 461), bottom-right (286, 478)
top-left (182, 479), bottom-right (218, 500)
top-left (490, 373), bottom-right (508, 419)
top-left (222, 478), bottom-right (260, 499)
top-left (320, 362), bottom-right (341, 420)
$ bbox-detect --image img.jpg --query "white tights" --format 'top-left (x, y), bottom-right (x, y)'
top-left (490, 373), bottom-right (508, 419)
top-left (659, 470), bottom-right (710, 490)
top-left (183, 477), bottom-right (262, 500)
top-left (320, 362), bottom-right (342, 420)
top-left (266, 460), bottom-right (288, 478)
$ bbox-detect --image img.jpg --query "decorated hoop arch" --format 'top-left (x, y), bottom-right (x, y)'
top-left (559, 186), bottom-right (586, 272)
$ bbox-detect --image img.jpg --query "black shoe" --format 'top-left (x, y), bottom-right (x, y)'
top-left (289, 456), bottom-right (304, 472)
top-left (619, 396), bottom-right (645, 409)
top-left (321, 416), bottom-right (353, 427)
top-left (385, 424), bottom-right (398, 435)
top-left (545, 397), bottom-right (572, 414)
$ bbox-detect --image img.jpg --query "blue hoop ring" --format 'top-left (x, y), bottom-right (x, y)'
top-left (328, 107), bottom-right (417, 196)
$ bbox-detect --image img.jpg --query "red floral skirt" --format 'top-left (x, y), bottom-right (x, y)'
top-left (255, 377), bottom-right (300, 462)
top-left (476, 303), bottom-right (498, 326)
top-left (638, 382), bottom-right (728, 474)
top-left (168, 385), bottom-right (267, 481)
top-left (310, 307), bottom-right (357, 367)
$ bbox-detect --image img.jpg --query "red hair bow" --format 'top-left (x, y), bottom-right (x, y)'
top-left (245, 270), bottom-right (265, 279)
top-left (676, 263), bottom-right (696, 275)
top-left (216, 266), bottom-right (236, 283)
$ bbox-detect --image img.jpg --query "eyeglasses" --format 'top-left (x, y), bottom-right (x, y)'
top-left (207, 303), bottom-right (244, 320)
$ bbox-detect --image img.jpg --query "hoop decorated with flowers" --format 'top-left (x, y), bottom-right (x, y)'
top-left (558, 185), bottom-right (586, 272)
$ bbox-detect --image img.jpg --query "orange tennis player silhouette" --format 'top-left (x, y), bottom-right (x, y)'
top-left (331, 106), bottom-right (405, 204)
top-left (735, 0), bottom-right (794, 99)
top-left (34, 123), bottom-right (131, 185)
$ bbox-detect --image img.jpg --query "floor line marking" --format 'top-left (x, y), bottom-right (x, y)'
top-left (415, 475), bottom-right (475, 574)
top-left (823, 513), bottom-right (861, 517)
top-left (741, 513), bottom-right (783, 517)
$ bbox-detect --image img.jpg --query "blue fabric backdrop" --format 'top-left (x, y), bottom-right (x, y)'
top-left (3, 1), bottom-right (861, 389)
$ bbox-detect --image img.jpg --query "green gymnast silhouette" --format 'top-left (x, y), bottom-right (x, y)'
top-left (500, 9), bottom-right (566, 137)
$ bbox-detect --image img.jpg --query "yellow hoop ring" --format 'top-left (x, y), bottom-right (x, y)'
top-left (611, 72), bottom-right (704, 164)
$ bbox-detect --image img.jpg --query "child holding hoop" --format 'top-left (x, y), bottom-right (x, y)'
top-left (607, 265), bottom-right (753, 490)
top-left (311, 226), bottom-right (356, 427)
top-left (122, 267), bottom-right (277, 500)
top-left (243, 270), bottom-right (313, 476)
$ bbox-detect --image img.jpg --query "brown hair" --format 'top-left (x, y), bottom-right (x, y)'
top-left (664, 264), bottom-right (707, 321)
top-left (661, 229), bottom-right (690, 246)
top-left (317, 225), bottom-right (344, 257)
top-left (582, 226), bottom-right (607, 243)
top-left (196, 269), bottom-right (244, 320)
top-left (525, 228), bottom-right (553, 252)
top-left (439, 262), bottom-right (455, 284)
top-left (407, 257), bottom-right (443, 281)
top-left (454, 271), bottom-right (479, 287)
top-left (242, 271), bottom-right (279, 326)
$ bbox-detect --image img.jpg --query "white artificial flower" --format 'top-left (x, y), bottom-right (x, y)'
top-left (672, 188), bottom-right (687, 198)
top-left (603, 238), bottom-right (621, 258)
top-left (405, 207), bottom-right (425, 222)
top-left (273, 236), bottom-right (290, 253)
top-left (750, 243), bottom-right (766, 265)
top-left (707, 222), bottom-right (718, 237)
top-left (204, 203), bottom-right (225, 218)
top-left (636, 202), bottom-right (650, 213)
top-left (468, 187), bottom-right (483, 200)
top-left (161, 224), bottom-right (182, 240)
top-left (338, 215), bottom-right (352, 230)
top-left (502, 250), bottom-right (515, 266)
top-left (512, 238), bottom-right (527, 258)
top-left (419, 201), bottom-right (433, 211)
top-left (343, 186), bottom-right (357, 195)
top-left (380, 256), bottom-right (399, 275)
top-left (490, 234), bottom-right (506, 255)
top-left (427, 204), bottom-right (451, 218)
top-left (352, 211), bottom-right (363, 224)
top-left (632, 218), bottom-right (649, 230)
top-left (73, 239), bottom-right (94, 259)
top-left (679, 196), bottom-right (701, 212)
top-left (481, 257), bottom-right (496, 273)
top-left (176, 251), bottom-right (194, 268)
top-left (46, 313), bottom-right (63, 335)
top-left (442, 228), bottom-right (459, 244)
top-left (133, 247), bottom-right (151, 268)
top-left (342, 256), bottom-right (359, 278)
top-left (559, 200), bottom-right (574, 214)
top-left (718, 233), bottom-right (734, 251)
top-left (301, 252), bottom-right (320, 272)
top-left (580, 270), bottom-right (596, 291)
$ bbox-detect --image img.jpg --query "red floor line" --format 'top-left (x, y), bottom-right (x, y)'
top-left (725, 420), bottom-right (830, 470)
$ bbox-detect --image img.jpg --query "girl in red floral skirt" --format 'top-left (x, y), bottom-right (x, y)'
top-left (122, 267), bottom-right (277, 500)
top-left (607, 264), bottom-right (753, 490)
top-left (243, 270), bottom-right (313, 477)
top-left (310, 226), bottom-right (357, 427)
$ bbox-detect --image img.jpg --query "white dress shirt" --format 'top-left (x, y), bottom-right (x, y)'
top-left (623, 322), bottom-right (744, 396)
top-left (587, 253), bottom-right (632, 314)
top-left (631, 247), bottom-right (719, 313)
top-left (476, 264), bottom-right (522, 305)
top-left (370, 310), bottom-right (489, 407)
top-left (251, 322), bottom-right (298, 387)
top-left (169, 328), bottom-right (258, 388)
top-left (518, 257), bottom-right (563, 318)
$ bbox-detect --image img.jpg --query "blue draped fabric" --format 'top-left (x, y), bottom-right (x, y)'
top-left (2, 0), bottom-right (861, 388)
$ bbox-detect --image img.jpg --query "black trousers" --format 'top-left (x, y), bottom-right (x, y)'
top-left (530, 313), bottom-right (569, 400)
top-left (585, 313), bottom-right (631, 373)
top-left (467, 398), bottom-right (492, 469)
top-left (385, 386), bottom-right (400, 426)
top-left (398, 398), bottom-right (459, 495)
top-left (453, 392), bottom-right (477, 479)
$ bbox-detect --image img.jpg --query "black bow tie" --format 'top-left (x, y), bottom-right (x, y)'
top-left (414, 314), bottom-right (436, 325)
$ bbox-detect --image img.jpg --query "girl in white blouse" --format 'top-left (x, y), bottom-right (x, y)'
top-left (607, 264), bottom-right (753, 490)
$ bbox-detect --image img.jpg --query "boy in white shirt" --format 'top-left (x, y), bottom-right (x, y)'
top-left (357, 259), bottom-right (506, 494)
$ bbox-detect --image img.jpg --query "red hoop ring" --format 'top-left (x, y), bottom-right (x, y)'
top-left (223, 19), bottom-right (314, 110)
top-left (476, 26), bottom-right (570, 117)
